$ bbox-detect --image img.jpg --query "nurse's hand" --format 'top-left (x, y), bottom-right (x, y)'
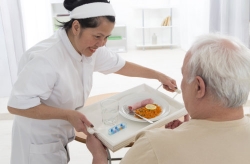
top-left (66, 110), bottom-right (93, 134)
top-left (86, 134), bottom-right (108, 164)
top-left (158, 74), bottom-right (177, 92)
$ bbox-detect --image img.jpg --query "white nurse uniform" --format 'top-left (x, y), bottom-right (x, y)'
top-left (8, 29), bottom-right (125, 164)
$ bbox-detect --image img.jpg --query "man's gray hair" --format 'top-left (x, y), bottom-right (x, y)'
top-left (187, 34), bottom-right (250, 108)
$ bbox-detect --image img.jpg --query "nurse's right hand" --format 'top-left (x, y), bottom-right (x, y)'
top-left (66, 110), bottom-right (94, 134)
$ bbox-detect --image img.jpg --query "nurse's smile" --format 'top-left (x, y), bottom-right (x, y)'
top-left (89, 47), bottom-right (97, 53)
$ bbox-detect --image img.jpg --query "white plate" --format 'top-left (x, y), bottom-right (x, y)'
top-left (119, 92), bottom-right (170, 122)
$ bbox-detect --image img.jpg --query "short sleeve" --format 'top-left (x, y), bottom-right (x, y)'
top-left (93, 47), bottom-right (125, 74)
top-left (8, 56), bottom-right (57, 109)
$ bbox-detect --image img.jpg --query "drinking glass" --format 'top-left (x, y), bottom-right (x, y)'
top-left (100, 99), bottom-right (119, 126)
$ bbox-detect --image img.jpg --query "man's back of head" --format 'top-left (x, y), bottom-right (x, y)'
top-left (182, 34), bottom-right (250, 121)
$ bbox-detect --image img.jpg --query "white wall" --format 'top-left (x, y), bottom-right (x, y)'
top-left (178, 0), bottom-right (210, 51)
top-left (0, 0), bottom-right (26, 98)
top-left (20, 0), bottom-right (53, 50)
top-left (0, 14), bottom-right (12, 98)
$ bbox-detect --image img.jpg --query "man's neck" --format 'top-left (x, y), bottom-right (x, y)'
top-left (193, 106), bottom-right (244, 122)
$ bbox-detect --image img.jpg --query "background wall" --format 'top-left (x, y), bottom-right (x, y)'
top-left (0, 0), bottom-right (25, 98)
top-left (0, 15), bottom-right (12, 97)
top-left (20, 0), bottom-right (53, 50)
top-left (20, 0), bottom-right (249, 52)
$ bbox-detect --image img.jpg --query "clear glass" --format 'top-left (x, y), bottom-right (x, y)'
top-left (100, 99), bottom-right (119, 126)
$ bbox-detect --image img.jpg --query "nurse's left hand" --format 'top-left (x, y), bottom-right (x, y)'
top-left (66, 110), bottom-right (94, 134)
top-left (158, 74), bottom-right (177, 92)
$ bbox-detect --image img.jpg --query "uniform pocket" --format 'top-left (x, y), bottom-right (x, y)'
top-left (29, 141), bottom-right (67, 164)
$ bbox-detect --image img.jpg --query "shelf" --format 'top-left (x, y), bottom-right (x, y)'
top-left (50, 0), bottom-right (63, 4)
top-left (135, 4), bottom-right (178, 50)
top-left (134, 6), bottom-right (174, 10)
top-left (136, 26), bottom-right (175, 29)
top-left (136, 44), bottom-right (176, 48)
top-left (106, 46), bottom-right (127, 53)
top-left (106, 38), bottom-right (127, 53)
top-left (113, 25), bottom-right (126, 28)
top-left (108, 36), bottom-right (122, 40)
top-left (53, 16), bottom-right (70, 31)
top-left (54, 14), bottom-right (69, 17)
top-left (108, 37), bottom-right (126, 41)
top-left (105, 25), bottom-right (127, 53)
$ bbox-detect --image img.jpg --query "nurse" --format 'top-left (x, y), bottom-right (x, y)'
top-left (7, 0), bottom-right (177, 164)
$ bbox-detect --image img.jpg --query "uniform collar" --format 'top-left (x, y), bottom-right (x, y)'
top-left (82, 55), bottom-right (93, 63)
top-left (58, 29), bottom-right (82, 62)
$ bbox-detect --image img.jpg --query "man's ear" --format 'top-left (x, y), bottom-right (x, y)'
top-left (72, 20), bottom-right (80, 36)
top-left (195, 76), bottom-right (206, 98)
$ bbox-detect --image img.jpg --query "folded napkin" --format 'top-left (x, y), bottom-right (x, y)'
top-left (128, 98), bottom-right (153, 111)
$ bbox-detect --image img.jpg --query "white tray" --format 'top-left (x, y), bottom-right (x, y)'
top-left (78, 84), bottom-right (187, 152)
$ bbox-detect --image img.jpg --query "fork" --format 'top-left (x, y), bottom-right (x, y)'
top-left (123, 105), bottom-right (153, 124)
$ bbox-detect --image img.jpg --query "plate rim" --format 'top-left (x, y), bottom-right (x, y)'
top-left (119, 92), bottom-right (170, 122)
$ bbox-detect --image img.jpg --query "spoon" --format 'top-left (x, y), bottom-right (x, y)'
top-left (124, 105), bottom-right (153, 124)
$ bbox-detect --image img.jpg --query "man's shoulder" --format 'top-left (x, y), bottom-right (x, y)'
top-left (136, 127), bottom-right (185, 140)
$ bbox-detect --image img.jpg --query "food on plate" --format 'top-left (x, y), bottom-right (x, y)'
top-left (128, 98), bottom-right (153, 111)
top-left (127, 98), bottom-right (162, 119)
top-left (145, 104), bottom-right (157, 110)
top-left (135, 104), bottom-right (162, 119)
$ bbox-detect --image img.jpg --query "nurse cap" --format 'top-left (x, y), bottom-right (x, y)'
top-left (70, 2), bottom-right (116, 19)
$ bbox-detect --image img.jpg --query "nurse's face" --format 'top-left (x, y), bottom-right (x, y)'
top-left (71, 18), bottom-right (115, 57)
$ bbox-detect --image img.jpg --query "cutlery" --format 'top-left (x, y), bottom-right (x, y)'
top-left (124, 105), bottom-right (153, 124)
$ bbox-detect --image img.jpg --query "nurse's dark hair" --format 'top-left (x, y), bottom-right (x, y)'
top-left (58, 0), bottom-right (115, 31)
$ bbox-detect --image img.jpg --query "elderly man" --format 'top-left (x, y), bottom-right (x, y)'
top-left (86, 34), bottom-right (250, 164)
